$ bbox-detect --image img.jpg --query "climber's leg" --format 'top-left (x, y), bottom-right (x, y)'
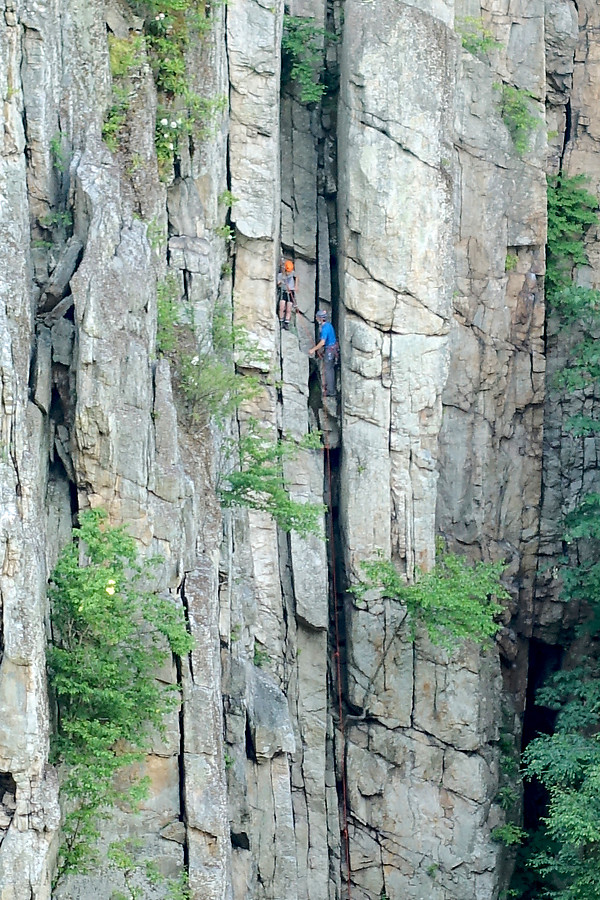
top-left (324, 354), bottom-right (336, 396)
top-left (284, 299), bottom-right (293, 326)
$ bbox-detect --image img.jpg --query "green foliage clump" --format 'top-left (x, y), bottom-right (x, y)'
top-left (156, 273), bottom-right (182, 355)
top-left (521, 663), bottom-right (600, 899)
top-left (108, 839), bottom-right (191, 900)
top-left (496, 786), bottom-right (518, 810)
top-left (102, 35), bottom-right (144, 153)
top-left (156, 285), bottom-right (266, 420)
top-left (39, 210), bottom-right (73, 230)
top-left (50, 132), bottom-right (67, 173)
top-left (505, 252), bottom-right (518, 272)
top-left (545, 175), bottom-right (600, 429)
top-left (492, 824), bottom-right (527, 847)
top-left (457, 16), bottom-right (501, 58)
top-left (353, 544), bottom-right (507, 649)
top-left (215, 223), bottom-right (235, 241)
top-left (125, 0), bottom-right (226, 177)
top-left (109, 34), bottom-right (144, 78)
top-left (561, 494), bottom-right (600, 624)
top-left (282, 15), bottom-right (330, 104)
top-left (546, 174), bottom-right (599, 301)
top-left (220, 422), bottom-right (325, 537)
top-left (103, 87), bottom-right (130, 152)
top-left (496, 84), bottom-right (539, 156)
top-left (218, 190), bottom-right (238, 208)
top-left (253, 640), bottom-right (271, 668)
top-left (48, 509), bottom-right (192, 886)
top-left (179, 305), bottom-right (265, 420)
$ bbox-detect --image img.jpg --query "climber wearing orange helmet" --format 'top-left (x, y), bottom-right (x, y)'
top-left (277, 258), bottom-right (298, 330)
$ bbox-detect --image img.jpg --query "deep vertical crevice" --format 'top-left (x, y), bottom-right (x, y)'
top-left (177, 575), bottom-right (191, 874)
top-left (507, 639), bottom-right (563, 898)
top-left (175, 652), bottom-right (190, 873)
top-left (559, 99), bottom-right (572, 171)
top-left (520, 640), bottom-right (563, 827)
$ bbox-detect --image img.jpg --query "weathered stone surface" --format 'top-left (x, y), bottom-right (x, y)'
top-left (248, 665), bottom-right (296, 760)
top-left (534, 0), bottom-right (600, 642)
top-left (228, 0), bottom-right (283, 240)
top-left (5, 0), bottom-right (600, 896)
top-left (0, 5), bottom-right (61, 897)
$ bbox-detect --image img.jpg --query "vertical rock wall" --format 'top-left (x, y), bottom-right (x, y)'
top-left (0, 3), bottom-right (60, 896)
top-left (3, 0), bottom-right (600, 898)
top-left (0, 0), bottom-right (232, 897)
top-left (534, 0), bottom-right (600, 640)
top-left (336, 1), bottom-right (547, 898)
top-left (224, 1), bottom-right (333, 898)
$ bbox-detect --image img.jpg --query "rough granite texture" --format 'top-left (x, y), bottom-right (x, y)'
top-left (534, 0), bottom-right (600, 642)
top-left (0, 0), bottom-right (598, 898)
top-left (335, 1), bottom-right (530, 896)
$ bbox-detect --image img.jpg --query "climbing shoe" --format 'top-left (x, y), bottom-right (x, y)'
top-left (282, 321), bottom-right (290, 330)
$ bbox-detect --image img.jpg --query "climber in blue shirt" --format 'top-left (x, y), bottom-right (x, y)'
top-left (308, 310), bottom-right (338, 397)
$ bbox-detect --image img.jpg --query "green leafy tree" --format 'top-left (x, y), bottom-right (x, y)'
top-left (282, 15), bottom-right (330, 104)
top-left (353, 545), bottom-right (507, 649)
top-left (522, 664), bottom-right (600, 899)
top-left (547, 175), bottom-right (599, 301)
top-left (545, 176), bottom-right (600, 434)
top-left (220, 422), bottom-right (325, 537)
top-left (48, 509), bottom-right (192, 886)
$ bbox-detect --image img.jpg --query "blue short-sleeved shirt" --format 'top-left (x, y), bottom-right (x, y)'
top-left (319, 321), bottom-right (336, 347)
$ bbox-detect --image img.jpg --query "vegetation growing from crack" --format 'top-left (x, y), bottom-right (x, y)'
top-left (104, 4), bottom-right (226, 176)
top-left (157, 277), bottom-right (325, 537)
top-left (48, 509), bottom-right (192, 888)
top-left (156, 276), bottom-right (263, 419)
top-left (136, 0), bottom-right (226, 175)
top-left (282, 15), bottom-right (334, 104)
top-left (546, 174), bottom-right (600, 432)
top-left (102, 35), bottom-right (144, 152)
top-left (507, 177), bottom-right (600, 899)
top-left (495, 83), bottom-right (540, 156)
top-left (547, 174), bottom-right (599, 300)
top-left (353, 543), bottom-right (507, 650)
top-left (457, 16), bottom-right (501, 59)
top-left (109, 839), bottom-right (191, 899)
top-left (50, 132), bottom-right (68, 173)
top-left (219, 423), bottom-right (325, 537)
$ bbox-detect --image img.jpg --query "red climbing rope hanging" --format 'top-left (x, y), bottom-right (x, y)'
top-left (290, 308), bottom-right (352, 898)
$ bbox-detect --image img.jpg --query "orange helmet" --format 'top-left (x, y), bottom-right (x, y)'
top-left (284, 259), bottom-right (294, 273)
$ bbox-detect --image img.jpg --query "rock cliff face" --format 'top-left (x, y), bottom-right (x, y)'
top-left (0, 0), bottom-right (597, 899)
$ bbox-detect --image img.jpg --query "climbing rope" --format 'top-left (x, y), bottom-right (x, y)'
top-left (288, 306), bottom-right (352, 898)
